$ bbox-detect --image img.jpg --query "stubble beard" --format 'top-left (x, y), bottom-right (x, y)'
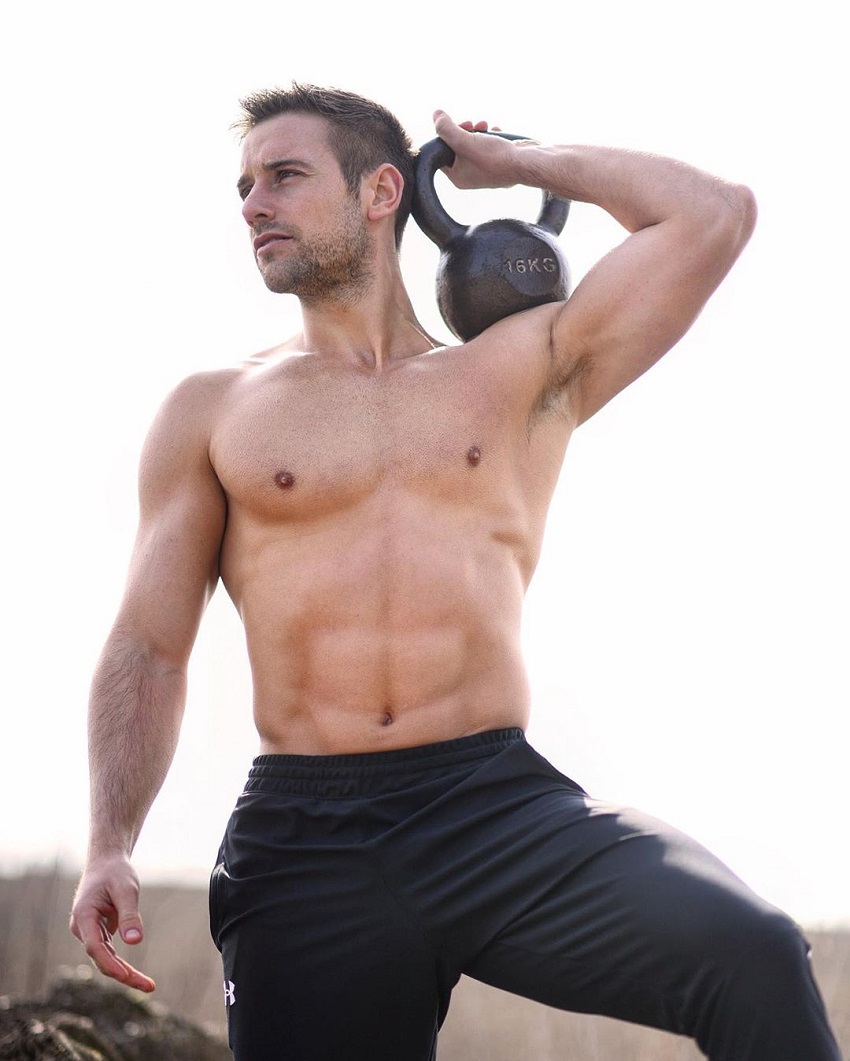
top-left (258, 198), bottom-right (372, 304)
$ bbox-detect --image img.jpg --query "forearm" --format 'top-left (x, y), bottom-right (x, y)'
top-left (87, 629), bottom-right (187, 860)
top-left (435, 111), bottom-right (757, 253)
top-left (512, 142), bottom-right (755, 236)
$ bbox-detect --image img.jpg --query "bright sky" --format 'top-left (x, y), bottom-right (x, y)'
top-left (1, 2), bottom-right (847, 929)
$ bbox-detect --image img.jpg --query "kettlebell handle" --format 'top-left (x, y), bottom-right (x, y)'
top-left (412, 131), bottom-right (571, 248)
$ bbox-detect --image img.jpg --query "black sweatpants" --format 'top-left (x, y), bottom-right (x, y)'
top-left (209, 729), bottom-right (841, 1060)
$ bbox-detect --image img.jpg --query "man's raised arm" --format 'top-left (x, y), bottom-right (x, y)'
top-left (70, 373), bottom-right (227, 992)
top-left (434, 111), bottom-right (757, 424)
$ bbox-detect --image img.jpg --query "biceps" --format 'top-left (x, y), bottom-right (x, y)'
top-left (117, 484), bottom-right (226, 663)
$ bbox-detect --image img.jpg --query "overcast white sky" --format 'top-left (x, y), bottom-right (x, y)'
top-left (1, 1), bottom-right (847, 928)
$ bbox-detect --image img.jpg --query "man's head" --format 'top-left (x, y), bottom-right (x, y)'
top-left (234, 83), bottom-right (415, 249)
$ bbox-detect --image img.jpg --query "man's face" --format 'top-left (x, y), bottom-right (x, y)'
top-left (238, 113), bottom-right (371, 300)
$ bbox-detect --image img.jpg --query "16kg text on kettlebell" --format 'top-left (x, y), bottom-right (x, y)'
top-left (504, 258), bottom-right (558, 274)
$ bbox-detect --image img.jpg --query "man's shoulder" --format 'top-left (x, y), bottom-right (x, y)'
top-left (463, 300), bottom-right (561, 351)
top-left (154, 342), bottom-right (316, 440)
top-left (455, 301), bottom-right (563, 385)
top-left (165, 342), bottom-right (295, 410)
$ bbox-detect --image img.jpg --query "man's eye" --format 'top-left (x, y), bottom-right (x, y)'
top-left (276, 170), bottom-right (298, 182)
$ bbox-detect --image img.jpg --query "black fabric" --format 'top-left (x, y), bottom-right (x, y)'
top-left (210, 729), bottom-right (841, 1061)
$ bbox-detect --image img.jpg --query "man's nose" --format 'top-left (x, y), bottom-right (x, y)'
top-left (242, 186), bottom-right (274, 226)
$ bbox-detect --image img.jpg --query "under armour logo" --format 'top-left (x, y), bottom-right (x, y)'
top-left (223, 980), bottom-right (236, 1007)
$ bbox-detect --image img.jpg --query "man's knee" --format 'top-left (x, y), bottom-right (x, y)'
top-left (723, 911), bottom-right (817, 1006)
top-left (689, 913), bottom-right (840, 1060)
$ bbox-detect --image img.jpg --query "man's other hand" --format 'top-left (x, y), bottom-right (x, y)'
top-left (70, 855), bottom-right (156, 993)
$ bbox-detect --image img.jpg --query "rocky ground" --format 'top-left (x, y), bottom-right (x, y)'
top-left (0, 969), bottom-right (231, 1061)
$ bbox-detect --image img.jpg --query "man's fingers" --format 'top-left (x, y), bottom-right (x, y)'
top-left (431, 110), bottom-right (515, 191)
top-left (111, 956), bottom-right (156, 994)
top-left (93, 932), bottom-right (157, 993)
top-left (433, 110), bottom-right (477, 145)
top-left (74, 913), bottom-right (156, 992)
top-left (108, 875), bottom-right (145, 944)
top-left (433, 111), bottom-right (497, 142)
top-left (70, 866), bottom-right (155, 993)
top-left (118, 912), bottom-right (144, 945)
top-left (121, 924), bottom-right (143, 944)
top-left (433, 111), bottom-right (487, 148)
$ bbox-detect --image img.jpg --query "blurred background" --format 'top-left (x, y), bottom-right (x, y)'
top-left (0, 0), bottom-right (847, 955)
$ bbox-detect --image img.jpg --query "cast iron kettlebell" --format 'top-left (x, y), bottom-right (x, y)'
top-left (411, 132), bottom-right (571, 342)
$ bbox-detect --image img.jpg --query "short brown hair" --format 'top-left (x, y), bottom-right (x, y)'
top-left (235, 82), bottom-right (415, 248)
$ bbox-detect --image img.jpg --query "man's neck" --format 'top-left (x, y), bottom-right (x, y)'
top-left (296, 264), bottom-right (441, 371)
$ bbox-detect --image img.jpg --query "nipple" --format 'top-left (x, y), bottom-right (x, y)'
top-left (274, 470), bottom-right (295, 489)
top-left (466, 445), bottom-right (482, 466)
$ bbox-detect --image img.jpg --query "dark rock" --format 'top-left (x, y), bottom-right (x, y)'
top-left (0, 970), bottom-right (231, 1061)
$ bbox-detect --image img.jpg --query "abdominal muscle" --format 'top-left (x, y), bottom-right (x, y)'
top-left (221, 491), bottom-right (534, 755)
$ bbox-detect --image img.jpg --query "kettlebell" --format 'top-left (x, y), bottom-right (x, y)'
top-left (411, 132), bottom-right (571, 342)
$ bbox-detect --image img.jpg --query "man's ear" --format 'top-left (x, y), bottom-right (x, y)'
top-left (364, 164), bottom-right (404, 223)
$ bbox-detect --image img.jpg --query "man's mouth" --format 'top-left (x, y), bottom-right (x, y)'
top-left (253, 232), bottom-right (292, 253)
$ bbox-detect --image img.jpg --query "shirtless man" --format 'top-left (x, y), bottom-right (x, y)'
top-left (70, 85), bottom-right (842, 1061)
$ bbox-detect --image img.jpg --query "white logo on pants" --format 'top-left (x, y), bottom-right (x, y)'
top-left (224, 980), bottom-right (236, 1007)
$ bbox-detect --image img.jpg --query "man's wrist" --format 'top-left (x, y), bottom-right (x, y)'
top-left (512, 144), bottom-right (576, 196)
top-left (86, 835), bottom-right (134, 864)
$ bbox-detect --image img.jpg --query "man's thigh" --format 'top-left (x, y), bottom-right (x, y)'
top-left (211, 805), bottom-right (442, 1061)
top-left (437, 749), bottom-right (821, 1056)
top-left (217, 896), bottom-right (440, 1061)
top-left (461, 794), bottom-right (786, 1016)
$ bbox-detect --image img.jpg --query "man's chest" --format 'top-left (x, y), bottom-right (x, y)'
top-left (210, 359), bottom-right (524, 522)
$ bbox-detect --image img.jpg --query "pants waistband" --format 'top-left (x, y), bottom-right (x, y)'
top-left (247, 728), bottom-right (525, 787)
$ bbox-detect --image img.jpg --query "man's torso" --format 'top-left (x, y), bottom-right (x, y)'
top-left (205, 320), bottom-right (575, 753)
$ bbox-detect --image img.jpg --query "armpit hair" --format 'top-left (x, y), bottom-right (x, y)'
top-left (529, 319), bottom-right (589, 426)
